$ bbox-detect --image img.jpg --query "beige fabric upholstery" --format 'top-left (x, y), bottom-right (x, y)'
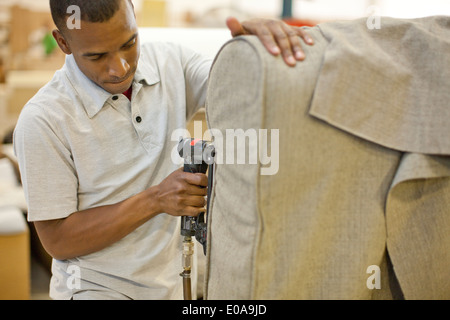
top-left (204, 17), bottom-right (450, 299)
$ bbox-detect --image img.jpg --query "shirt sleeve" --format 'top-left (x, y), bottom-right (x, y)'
top-left (178, 44), bottom-right (213, 121)
top-left (14, 103), bottom-right (79, 222)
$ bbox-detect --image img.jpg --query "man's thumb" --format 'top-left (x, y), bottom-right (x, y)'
top-left (226, 16), bottom-right (246, 37)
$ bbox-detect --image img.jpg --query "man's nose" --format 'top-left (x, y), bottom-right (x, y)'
top-left (108, 55), bottom-right (130, 79)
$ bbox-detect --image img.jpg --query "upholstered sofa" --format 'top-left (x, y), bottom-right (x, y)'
top-left (203, 16), bottom-right (450, 299)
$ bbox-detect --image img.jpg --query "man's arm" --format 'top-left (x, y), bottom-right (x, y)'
top-left (34, 169), bottom-right (208, 260)
top-left (226, 16), bottom-right (314, 67)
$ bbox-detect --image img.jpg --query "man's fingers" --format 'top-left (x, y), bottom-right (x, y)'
top-left (182, 196), bottom-right (208, 217)
top-left (183, 172), bottom-right (208, 187)
top-left (280, 24), bottom-right (310, 61)
top-left (231, 17), bottom-right (281, 56)
top-left (183, 195), bottom-right (207, 208)
top-left (226, 17), bottom-right (315, 67)
top-left (295, 27), bottom-right (314, 46)
top-left (263, 21), bottom-right (298, 66)
top-left (185, 184), bottom-right (208, 196)
top-left (255, 26), bottom-right (282, 56)
top-left (278, 23), bottom-right (306, 64)
top-left (256, 22), bottom-right (312, 66)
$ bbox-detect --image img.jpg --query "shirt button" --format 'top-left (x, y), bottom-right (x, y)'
top-left (112, 96), bottom-right (119, 101)
top-left (136, 116), bottom-right (142, 123)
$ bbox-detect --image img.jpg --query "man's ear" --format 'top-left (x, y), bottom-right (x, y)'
top-left (52, 29), bottom-right (72, 55)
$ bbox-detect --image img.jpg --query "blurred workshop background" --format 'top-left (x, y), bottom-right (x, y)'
top-left (0, 0), bottom-right (449, 300)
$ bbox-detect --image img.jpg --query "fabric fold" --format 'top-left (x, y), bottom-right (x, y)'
top-left (309, 16), bottom-right (450, 154)
top-left (386, 153), bottom-right (450, 299)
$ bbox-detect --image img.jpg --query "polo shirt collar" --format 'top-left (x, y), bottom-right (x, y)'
top-left (64, 52), bottom-right (160, 118)
top-left (134, 51), bottom-right (160, 86)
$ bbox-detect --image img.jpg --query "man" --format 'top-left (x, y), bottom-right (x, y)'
top-left (13, 0), bottom-right (313, 299)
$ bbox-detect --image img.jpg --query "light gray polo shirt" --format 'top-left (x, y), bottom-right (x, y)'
top-left (14, 41), bottom-right (212, 299)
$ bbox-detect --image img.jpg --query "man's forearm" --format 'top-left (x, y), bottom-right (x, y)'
top-left (33, 168), bottom-right (208, 260)
top-left (34, 186), bottom-right (161, 260)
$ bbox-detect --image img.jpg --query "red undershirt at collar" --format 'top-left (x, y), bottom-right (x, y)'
top-left (123, 86), bottom-right (133, 101)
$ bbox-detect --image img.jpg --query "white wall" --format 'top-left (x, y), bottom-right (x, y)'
top-left (139, 27), bottom-right (231, 59)
top-left (166, 0), bottom-right (450, 23)
top-left (377, 0), bottom-right (450, 19)
top-left (4, 0), bottom-right (449, 21)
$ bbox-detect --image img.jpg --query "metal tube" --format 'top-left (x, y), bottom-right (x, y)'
top-left (181, 237), bottom-right (194, 300)
top-left (182, 274), bottom-right (192, 300)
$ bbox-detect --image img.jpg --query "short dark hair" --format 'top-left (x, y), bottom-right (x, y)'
top-left (49, 0), bottom-right (122, 31)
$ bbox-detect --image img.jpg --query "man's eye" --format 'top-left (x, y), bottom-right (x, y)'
top-left (125, 39), bottom-right (136, 49)
top-left (90, 55), bottom-right (103, 61)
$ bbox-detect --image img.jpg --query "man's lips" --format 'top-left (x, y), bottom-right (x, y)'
top-left (107, 77), bottom-right (130, 84)
top-left (106, 71), bottom-right (134, 84)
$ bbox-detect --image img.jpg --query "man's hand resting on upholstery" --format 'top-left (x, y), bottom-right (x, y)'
top-left (226, 16), bottom-right (314, 67)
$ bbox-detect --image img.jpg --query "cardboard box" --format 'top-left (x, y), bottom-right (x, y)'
top-left (0, 207), bottom-right (30, 300)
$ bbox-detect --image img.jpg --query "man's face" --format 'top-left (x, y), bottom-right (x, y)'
top-left (55, 0), bottom-right (140, 94)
